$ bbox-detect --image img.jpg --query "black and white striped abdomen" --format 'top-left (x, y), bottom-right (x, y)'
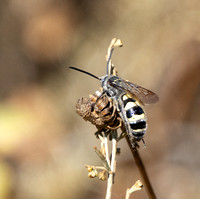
top-left (122, 94), bottom-right (147, 141)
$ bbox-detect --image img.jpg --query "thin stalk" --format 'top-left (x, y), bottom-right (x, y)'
top-left (105, 131), bottom-right (118, 199)
top-left (110, 131), bottom-right (117, 172)
top-left (106, 38), bottom-right (123, 75)
top-left (103, 132), bottom-right (110, 166)
top-left (126, 136), bottom-right (157, 199)
top-left (105, 173), bottom-right (113, 199)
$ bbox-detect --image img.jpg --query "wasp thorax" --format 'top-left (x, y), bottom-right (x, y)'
top-left (76, 91), bottom-right (122, 131)
top-left (101, 76), bottom-right (124, 98)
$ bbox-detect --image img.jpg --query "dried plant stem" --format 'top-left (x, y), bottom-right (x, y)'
top-left (110, 131), bottom-right (117, 172)
top-left (85, 165), bottom-right (106, 170)
top-left (126, 137), bottom-right (157, 199)
top-left (105, 131), bottom-right (117, 199)
top-left (104, 133), bottom-right (111, 166)
top-left (106, 173), bottom-right (113, 199)
top-left (104, 39), bottom-right (122, 199)
top-left (106, 38), bottom-right (123, 75)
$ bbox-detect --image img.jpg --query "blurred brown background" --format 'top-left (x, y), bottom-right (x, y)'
top-left (0, 0), bottom-right (200, 199)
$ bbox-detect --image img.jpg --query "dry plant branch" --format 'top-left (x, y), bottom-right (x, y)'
top-left (89, 131), bottom-right (118, 199)
top-left (105, 130), bottom-right (117, 199)
top-left (106, 38), bottom-right (122, 75)
top-left (93, 145), bottom-right (111, 172)
top-left (126, 136), bottom-right (157, 199)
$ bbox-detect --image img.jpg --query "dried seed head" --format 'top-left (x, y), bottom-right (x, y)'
top-left (88, 168), bottom-right (98, 178)
top-left (87, 166), bottom-right (94, 172)
top-left (99, 170), bottom-right (107, 181)
top-left (76, 91), bottom-right (122, 131)
top-left (113, 38), bottom-right (123, 47)
top-left (76, 97), bottom-right (92, 120)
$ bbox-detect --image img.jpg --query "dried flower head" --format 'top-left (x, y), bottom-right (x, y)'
top-left (76, 92), bottom-right (122, 131)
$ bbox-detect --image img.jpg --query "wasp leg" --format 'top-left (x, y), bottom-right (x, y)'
top-left (142, 138), bottom-right (146, 149)
top-left (116, 131), bottom-right (126, 142)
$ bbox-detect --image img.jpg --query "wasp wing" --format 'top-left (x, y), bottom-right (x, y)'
top-left (124, 81), bottom-right (159, 104)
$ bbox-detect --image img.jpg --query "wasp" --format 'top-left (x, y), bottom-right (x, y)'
top-left (70, 39), bottom-right (159, 147)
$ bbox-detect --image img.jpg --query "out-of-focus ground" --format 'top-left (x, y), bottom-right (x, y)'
top-left (0, 0), bottom-right (200, 199)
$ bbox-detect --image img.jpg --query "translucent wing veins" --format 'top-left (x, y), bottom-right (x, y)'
top-left (124, 81), bottom-right (159, 104)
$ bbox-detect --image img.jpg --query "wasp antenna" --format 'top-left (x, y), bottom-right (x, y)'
top-left (69, 66), bottom-right (100, 80)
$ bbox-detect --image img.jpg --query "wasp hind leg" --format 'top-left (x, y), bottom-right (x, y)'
top-left (142, 138), bottom-right (146, 149)
top-left (116, 131), bottom-right (126, 142)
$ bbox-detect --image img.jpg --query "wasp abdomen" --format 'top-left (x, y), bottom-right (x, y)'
top-left (122, 94), bottom-right (147, 140)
